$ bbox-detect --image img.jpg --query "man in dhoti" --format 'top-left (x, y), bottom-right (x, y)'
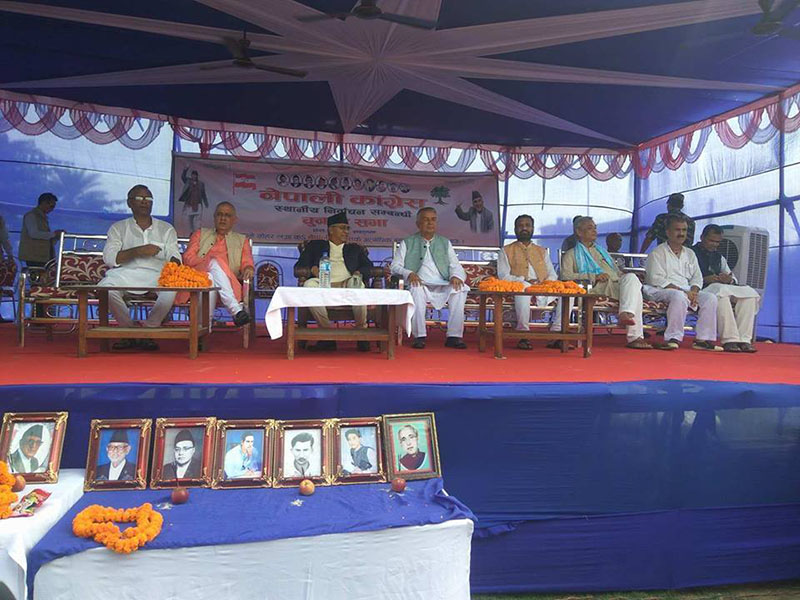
top-left (643, 215), bottom-right (721, 351)
top-left (562, 217), bottom-right (660, 350)
top-left (391, 207), bottom-right (468, 349)
top-left (692, 224), bottom-right (760, 353)
top-left (99, 185), bottom-right (181, 351)
top-left (181, 201), bottom-right (253, 327)
top-left (497, 214), bottom-right (559, 350)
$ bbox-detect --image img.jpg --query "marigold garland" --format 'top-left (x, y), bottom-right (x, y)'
top-left (477, 277), bottom-right (525, 292)
top-left (158, 262), bottom-right (211, 288)
top-left (0, 461), bottom-right (18, 519)
top-left (72, 503), bottom-right (163, 553)
top-left (524, 280), bottom-right (586, 295)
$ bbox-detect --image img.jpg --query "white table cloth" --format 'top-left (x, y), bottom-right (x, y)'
top-left (0, 469), bottom-right (84, 600)
top-left (264, 286), bottom-right (415, 339)
top-left (34, 518), bottom-right (473, 600)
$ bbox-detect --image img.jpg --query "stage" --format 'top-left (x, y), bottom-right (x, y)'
top-left (3, 323), bottom-right (800, 593)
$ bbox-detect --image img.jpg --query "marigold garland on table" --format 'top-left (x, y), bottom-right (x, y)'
top-left (524, 280), bottom-right (587, 295)
top-left (158, 262), bottom-right (211, 288)
top-left (72, 503), bottom-right (163, 553)
top-left (477, 277), bottom-right (525, 292)
top-left (0, 461), bottom-right (19, 519)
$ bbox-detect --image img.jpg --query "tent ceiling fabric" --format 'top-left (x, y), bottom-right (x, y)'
top-left (0, 0), bottom-right (798, 148)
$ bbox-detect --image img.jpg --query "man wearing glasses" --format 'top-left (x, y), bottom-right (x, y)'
top-left (8, 424), bottom-right (48, 474)
top-left (98, 185), bottom-right (181, 351)
top-left (163, 429), bottom-right (201, 480)
top-left (95, 430), bottom-right (137, 481)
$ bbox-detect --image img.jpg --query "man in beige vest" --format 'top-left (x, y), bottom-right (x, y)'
top-left (497, 214), bottom-right (558, 350)
top-left (18, 193), bottom-right (63, 267)
top-left (182, 201), bottom-right (253, 326)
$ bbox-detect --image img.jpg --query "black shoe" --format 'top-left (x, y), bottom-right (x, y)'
top-left (233, 310), bottom-right (251, 327)
top-left (308, 340), bottom-right (337, 352)
top-left (356, 341), bottom-right (371, 352)
top-left (444, 336), bottom-right (467, 349)
top-left (137, 339), bottom-right (159, 351)
top-left (112, 338), bottom-right (137, 351)
top-left (411, 337), bottom-right (426, 349)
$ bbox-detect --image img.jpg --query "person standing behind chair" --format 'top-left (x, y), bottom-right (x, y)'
top-left (18, 193), bottom-right (63, 268)
top-left (640, 192), bottom-right (695, 253)
top-left (391, 207), bottom-right (468, 350)
top-left (0, 214), bottom-right (12, 258)
top-left (295, 211), bottom-right (373, 352)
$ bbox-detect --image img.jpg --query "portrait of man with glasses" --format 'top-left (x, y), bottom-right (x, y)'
top-left (95, 429), bottom-right (137, 481)
top-left (7, 423), bottom-right (51, 474)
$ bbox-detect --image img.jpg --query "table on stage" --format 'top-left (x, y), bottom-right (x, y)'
top-left (0, 469), bottom-right (84, 600)
top-left (65, 286), bottom-right (217, 359)
top-left (264, 286), bottom-right (415, 359)
top-left (475, 290), bottom-right (599, 359)
top-left (27, 479), bottom-right (474, 600)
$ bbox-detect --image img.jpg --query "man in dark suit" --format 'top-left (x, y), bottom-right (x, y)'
top-left (8, 424), bottom-right (49, 474)
top-left (95, 429), bottom-right (137, 481)
top-left (162, 429), bottom-right (202, 480)
top-left (295, 211), bottom-right (373, 352)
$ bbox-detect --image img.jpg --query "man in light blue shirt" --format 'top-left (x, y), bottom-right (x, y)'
top-left (223, 431), bottom-right (261, 479)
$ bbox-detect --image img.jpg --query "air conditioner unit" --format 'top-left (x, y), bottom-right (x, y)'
top-left (718, 225), bottom-right (769, 294)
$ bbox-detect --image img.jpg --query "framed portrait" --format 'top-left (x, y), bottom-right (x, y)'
top-left (0, 412), bottom-right (68, 483)
top-left (274, 420), bottom-right (331, 487)
top-left (382, 413), bottom-right (441, 481)
top-left (84, 419), bottom-right (152, 491)
top-left (332, 418), bottom-right (385, 484)
top-left (212, 420), bottom-right (274, 489)
top-left (150, 417), bottom-right (216, 488)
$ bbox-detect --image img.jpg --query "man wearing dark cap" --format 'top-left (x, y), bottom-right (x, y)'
top-left (295, 211), bottom-right (374, 352)
top-left (8, 424), bottom-right (49, 474)
top-left (640, 192), bottom-right (695, 253)
top-left (19, 193), bottom-right (64, 268)
top-left (96, 429), bottom-right (137, 481)
top-left (455, 191), bottom-right (494, 233)
top-left (162, 429), bottom-right (201, 480)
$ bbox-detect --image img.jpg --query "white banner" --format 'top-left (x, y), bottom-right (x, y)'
top-left (171, 154), bottom-right (500, 247)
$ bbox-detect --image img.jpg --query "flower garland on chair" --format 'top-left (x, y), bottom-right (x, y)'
top-left (72, 503), bottom-right (163, 553)
top-left (0, 461), bottom-right (18, 519)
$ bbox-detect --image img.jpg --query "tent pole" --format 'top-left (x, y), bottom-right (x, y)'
top-left (777, 109), bottom-right (785, 344)
top-left (632, 169), bottom-right (641, 253)
top-left (500, 152), bottom-right (510, 246)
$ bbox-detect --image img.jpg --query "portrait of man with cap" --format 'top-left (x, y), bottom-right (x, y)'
top-left (162, 428), bottom-right (202, 480)
top-left (455, 190), bottom-right (494, 233)
top-left (294, 210), bottom-right (374, 352)
top-left (95, 429), bottom-right (137, 481)
top-left (8, 423), bottom-right (50, 474)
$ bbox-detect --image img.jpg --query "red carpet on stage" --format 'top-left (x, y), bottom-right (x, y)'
top-left (3, 324), bottom-right (799, 386)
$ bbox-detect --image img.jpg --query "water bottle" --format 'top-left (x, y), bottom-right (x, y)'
top-left (319, 252), bottom-right (331, 288)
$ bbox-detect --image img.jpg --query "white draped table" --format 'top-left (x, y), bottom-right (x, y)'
top-left (0, 469), bottom-right (84, 600)
top-left (264, 287), bottom-right (415, 359)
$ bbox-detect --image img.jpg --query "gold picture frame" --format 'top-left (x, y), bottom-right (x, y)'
top-left (150, 417), bottom-right (216, 488)
top-left (273, 419), bottom-right (332, 488)
top-left (382, 412), bottom-right (441, 481)
top-left (84, 419), bottom-right (152, 491)
top-left (0, 412), bottom-right (68, 483)
top-left (212, 419), bottom-right (275, 489)
top-left (331, 417), bottom-right (385, 485)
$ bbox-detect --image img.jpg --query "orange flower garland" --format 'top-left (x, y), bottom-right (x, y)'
top-left (72, 503), bottom-right (163, 554)
top-left (158, 262), bottom-right (211, 288)
top-left (477, 277), bottom-right (525, 292)
top-left (0, 461), bottom-right (18, 519)
top-left (524, 280), bottom-right (586, 295)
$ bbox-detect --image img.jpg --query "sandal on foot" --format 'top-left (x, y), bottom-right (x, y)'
top-left (516, 339), bottom-right (533, 351)
top-left (625, 338), bottom-right (653, 350)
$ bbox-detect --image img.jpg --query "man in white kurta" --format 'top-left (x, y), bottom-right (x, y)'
top-left (643, 215), bottom-right (720, 351)
top-left (98, 185), bottom-right (180, 349)
top-left (391, 207), bottom-right (468, 349)
top-left (692, 224), bottom-right (760, 353)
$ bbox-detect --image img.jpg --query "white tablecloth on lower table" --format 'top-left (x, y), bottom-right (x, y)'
top-left (264, 286), bottom-right (415, 339)
top-left (34, 518), bottom-right (473, 600)
top-left (0, 469), bottom-right (84, 600)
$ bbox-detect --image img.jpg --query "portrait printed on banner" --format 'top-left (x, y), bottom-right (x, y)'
top-left (333, 418), bottom-right (384, 484)
top-left (383, 413), bottom-right (441, 481)
top-left (212, 420), bottom-right (273, 489)
top-left (84, 419), bottom-right (152, 491)
top-left (0, 412), bottom-right (68, 483)
top-left (274, 420), bottom-right (330, 487)
top-left (150, 418), bottom-right (216, 488)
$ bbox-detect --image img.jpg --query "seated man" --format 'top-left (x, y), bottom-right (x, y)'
top-left (561, 217), bottom-right (656, 350)
top-left (295, 211), bottom-right (373, 352)
top-left (643, 215), bottom-right (720, 351)
top-left (99, 185), bottom-right (181, 351)
top-left (391, 207), bottom-right (468, 349)
top-left (692, 224), bottom-right (760, 353)
top-left (182, 201), bottom-right (253, 327)
top-left (497, 214), bottom-right (558, 350)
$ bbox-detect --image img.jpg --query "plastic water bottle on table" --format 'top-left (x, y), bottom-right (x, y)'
top-left (319, 252), bottom-right (331, 288)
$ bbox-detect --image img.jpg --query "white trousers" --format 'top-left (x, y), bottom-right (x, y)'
top-left (643, 287), bottom-right (718, 342)
top-left (208, 258), bottom-right (243, 319)
top-left (408, 284), bottom-right (467, 338)
top-left (303, 276), bottom-right (366, 328)
top-left (108, 290), bottom-right (177, 328)
top-left (617, 273), bottom-right (645, 342)
top-left (717, 296), bottom-right (758, 344)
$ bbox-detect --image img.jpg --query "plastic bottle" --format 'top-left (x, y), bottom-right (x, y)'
top-left (319, 252), bottom-right (331, 288)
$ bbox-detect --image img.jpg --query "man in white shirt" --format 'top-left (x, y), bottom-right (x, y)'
top-left (285, 432), bottom-right (321, 478)
top-left (391, 207), bottom-right (468, 349)
top-left (644, 215), bottom-right (721, 351)
top-left (497, 214), bottom-right (558, 350)
top-left (98, 185), bottom-right (181, 351)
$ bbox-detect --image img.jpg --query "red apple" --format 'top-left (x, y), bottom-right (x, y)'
top-left (11, 475), bottom-right (26, 492)
top-left (391, 477), bottom-right (406, 493)
top-left (299, 479), bottom-right (315, 496)
top-left (171, 486), bottom-right (189, 504)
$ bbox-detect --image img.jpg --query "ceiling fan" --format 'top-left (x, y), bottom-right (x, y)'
top-left (298, 0), bottom-right (437, 30)
top-left (200, 32), bottom-right (308, 77)
top-left (752, 0), bottom-right (800, 38)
